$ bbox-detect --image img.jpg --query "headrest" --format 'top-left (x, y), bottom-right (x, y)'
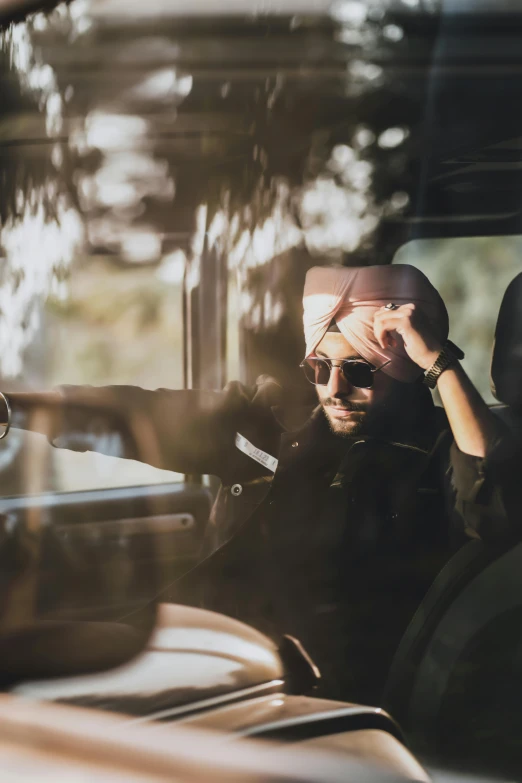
top-left (491, 272), bottom-right (522, 409)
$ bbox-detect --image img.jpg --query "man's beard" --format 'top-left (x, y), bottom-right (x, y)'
top-left (321, 399), bottom-right (369, 438)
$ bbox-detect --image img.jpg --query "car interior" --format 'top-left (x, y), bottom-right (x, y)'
top-left (1, 0), bottom-right (522, 780)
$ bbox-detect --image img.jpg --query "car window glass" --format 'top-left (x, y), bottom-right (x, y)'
top-left (394, 238), bottom-right (522, 403)
top-left (0, 256), bottom-right (184, 496)
top-left (48, 258), bottom-right (184, 491)
top-left (2, 2), bottom-right (522, 777)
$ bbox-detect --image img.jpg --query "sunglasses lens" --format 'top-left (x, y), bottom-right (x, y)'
top-left (314, 360), bottom-right (331, 385)
top-left (343, 362), bottom-right (373, 389)
top-left (302, 359), bottom-right (374, 388)
top-left (303, 359), bottom-right (331, 385)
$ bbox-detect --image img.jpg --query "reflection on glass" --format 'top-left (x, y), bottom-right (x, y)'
top-left (2, 1), bottom-right (503, 758)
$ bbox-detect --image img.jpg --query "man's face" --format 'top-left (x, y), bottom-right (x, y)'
top-left (314, 332), bottom-right (397, 437)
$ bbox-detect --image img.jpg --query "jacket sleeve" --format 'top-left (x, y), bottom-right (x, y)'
top-left (450, 432), bottom-right (521, 544)
top-left (12, 379), bottom-right (282, 480)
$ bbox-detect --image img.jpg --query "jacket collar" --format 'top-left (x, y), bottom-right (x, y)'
top-left (273, 402), bottom-right (436, 456)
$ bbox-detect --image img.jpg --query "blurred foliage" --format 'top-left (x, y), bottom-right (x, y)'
top-left (396, 236), bottom-right (522, 403)
top-left (0, 0), bottom-right (520, 457)
top-left (42, 257), bottom-right (185, 492)
top-left (44, 258), bottom-right (183, 390)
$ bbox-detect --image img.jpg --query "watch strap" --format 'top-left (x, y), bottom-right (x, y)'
top-left (423, 340), bottom-right (464, 389)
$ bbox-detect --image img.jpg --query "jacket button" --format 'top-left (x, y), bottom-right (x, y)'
top-left (231, 484), bottom-right (243, 497)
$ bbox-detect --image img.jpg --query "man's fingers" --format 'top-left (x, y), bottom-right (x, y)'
top-left (374, 308), bottom-right (412, 349)
top-left (374, 318), bottom-right (401, 349)
top-left (374, 303), bottom-right (444, 370)
top-left (373, 317), bottom-right (391, 349)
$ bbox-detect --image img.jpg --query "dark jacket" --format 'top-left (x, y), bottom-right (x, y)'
top-left (38, 376), bottom-right (488, 703)
top-left (46, 376), bottom-right (480, 545)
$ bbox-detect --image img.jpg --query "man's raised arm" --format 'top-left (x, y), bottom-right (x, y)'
top-left (374, 303), bottom-right (499, 459)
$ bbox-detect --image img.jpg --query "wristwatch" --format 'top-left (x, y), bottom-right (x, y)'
top-left (423, 340), bottom-right (465, 389)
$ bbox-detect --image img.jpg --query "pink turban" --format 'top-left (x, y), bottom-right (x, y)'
top-left (303, 264), bottom-right (448, 382)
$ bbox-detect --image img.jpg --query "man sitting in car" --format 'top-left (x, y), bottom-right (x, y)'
top-left (1, 263), bottom-right (500, 704)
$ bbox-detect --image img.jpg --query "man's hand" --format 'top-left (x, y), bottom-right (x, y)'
top-left (373, 303), bottom-right (443, 370)
top-left (374, 303), bottom-right (500, 458)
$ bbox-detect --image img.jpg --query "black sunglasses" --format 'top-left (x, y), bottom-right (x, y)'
top-left (300, 357), bottom-right (391, 389)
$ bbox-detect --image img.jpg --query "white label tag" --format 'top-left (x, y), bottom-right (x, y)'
top-left (235, 433), bottom-right (279, 473)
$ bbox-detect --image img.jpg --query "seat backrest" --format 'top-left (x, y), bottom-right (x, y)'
top-left (490, 271), bottom-right (522, 411)
top-left (382, 273), bottom-right (522, 775)
top-left (490, 403), bottom-right (522, 453)
top-left (382, 539), bottom-right (489, 727)
top-left (383, 539), bottom-right (522, 777)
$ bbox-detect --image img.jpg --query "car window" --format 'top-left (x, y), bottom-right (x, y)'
top-left (0, 255), bottom-right (185, 495)
top-left (3, 1), bottom-right (522, 778)
top-left (394, 238), bottom-right (522, 403)
top-left (48, 257), bottom-right (185, 491)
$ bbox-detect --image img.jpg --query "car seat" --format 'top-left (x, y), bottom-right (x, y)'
top-left (382, 272), bottom-right (522, 778)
